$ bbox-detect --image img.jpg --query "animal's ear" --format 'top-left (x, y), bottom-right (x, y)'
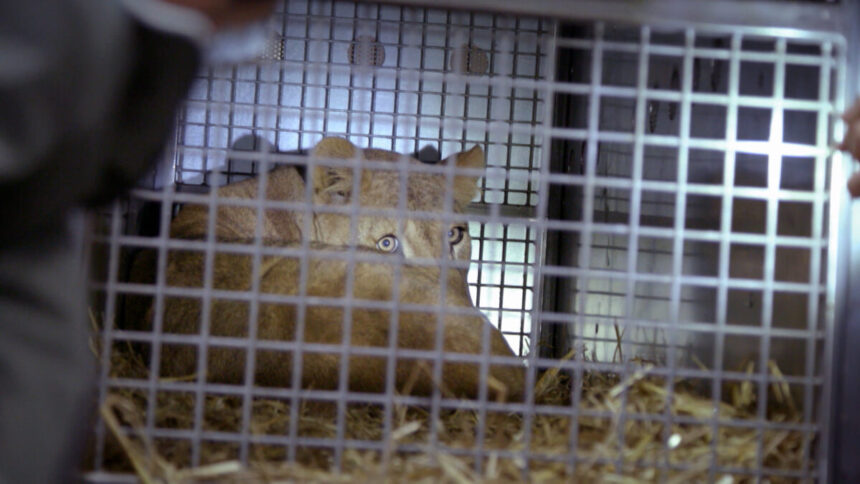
top-left (442, 145), bottom-right (485, 206)
top-left (311, 137), bottom-right (360, 204)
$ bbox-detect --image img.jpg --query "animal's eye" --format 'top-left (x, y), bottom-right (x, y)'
top-left (376, 234), bottom-right (399, 253)
top-left (448, 226), bottom-right (465, 245)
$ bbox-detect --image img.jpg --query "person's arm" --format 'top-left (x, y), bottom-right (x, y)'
top-left (0, 3), bottom-right (272, 483)
top-left (0, 0), bottom-right (213, 245)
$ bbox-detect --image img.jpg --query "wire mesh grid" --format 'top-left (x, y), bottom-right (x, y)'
top-left (84, 1), bottom-right (846, 482)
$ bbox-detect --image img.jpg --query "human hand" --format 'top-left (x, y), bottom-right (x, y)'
top-left (162, 0), bottom-right (276, 30)
top-left (838, 98), bottom-right (860, 197)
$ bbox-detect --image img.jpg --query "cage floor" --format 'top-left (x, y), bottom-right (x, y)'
top-left (92, 340), bottom-right (808, 484)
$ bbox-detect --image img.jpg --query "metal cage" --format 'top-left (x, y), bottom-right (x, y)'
top-left (84, 0), bottom-right (860, 482)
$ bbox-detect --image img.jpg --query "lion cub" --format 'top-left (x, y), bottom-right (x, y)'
top-left (135, 138), bottom-right (524, 400)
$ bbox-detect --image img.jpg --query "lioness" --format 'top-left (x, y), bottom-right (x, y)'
top-left (126, 138), bottom-right (486, 325)
top-left (131, 138), bottom-right (524, 400)
top-left (168, 137), bottom-right (483, 262)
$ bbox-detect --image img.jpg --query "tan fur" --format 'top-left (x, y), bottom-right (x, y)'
top-left (154, 243), bottom-right (524, 400)
top-left (132, 138), bottom-right (524, 400)
top-left (170, 165), bottom-right (306, 241)
top-left (308, 137), bottom-right (484, 260)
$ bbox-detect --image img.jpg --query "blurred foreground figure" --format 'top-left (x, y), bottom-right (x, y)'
top-left (0, 1), bottom-right (272, 482)
top-left (840, 98), bottom-right (860, 197)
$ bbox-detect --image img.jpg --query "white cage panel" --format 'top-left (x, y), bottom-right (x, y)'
top-left (468, 221), bottom-right (537, 355)
top-left (85, 1), bottom-right (848, 483)
top-left (175, 0), bottom-right (548, 207)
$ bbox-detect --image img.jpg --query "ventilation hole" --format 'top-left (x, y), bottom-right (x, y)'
top-left (450, 44), bottom-right (489, 75)
top-left (259, 37), bottom-right (285, 61)
top-left (348, 36), bottom-right (385, 67)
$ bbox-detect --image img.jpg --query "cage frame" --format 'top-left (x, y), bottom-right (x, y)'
top-left (81, 0), bottom-right (860, 482)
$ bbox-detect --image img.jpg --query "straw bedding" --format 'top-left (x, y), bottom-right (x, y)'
top-left (90, 314), bottom-right (809, 483)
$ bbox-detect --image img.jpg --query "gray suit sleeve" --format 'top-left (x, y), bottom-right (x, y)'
top-left (0, 0), bottom-right (201, 245)
top-left (0, 1), bottom-right (202, 482)
top-left (0, 1), bottom-right (132, 181)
